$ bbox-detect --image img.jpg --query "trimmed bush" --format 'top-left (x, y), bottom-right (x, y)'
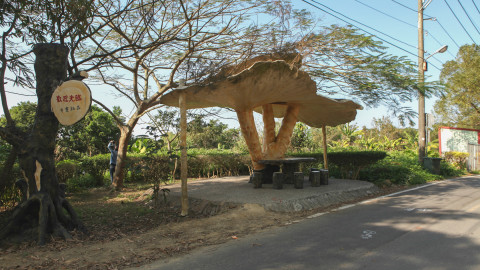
top-left (443, 151), bottom-right (469, 170)
top-left (358, 150), bottom-right (463, 186)
top-left (79, 154), bottom-right (109, 186)
top-left (66, 173), bottom-right (97, 192)
top-left (327, 151), bottom-right (387, 180)
top-left (124, 154), bottom-right (171, 183)
top-left (56, 159), bottom-right (80, 183)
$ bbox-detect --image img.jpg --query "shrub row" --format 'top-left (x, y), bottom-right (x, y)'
top-left (33, 149), bottom-right (475, 192)
top-left (289, 151), bottom-right (388, 180)
top-left (358, 150), bottom-right (464, 186)
top-left (55, 152), bottom-right (252, 187)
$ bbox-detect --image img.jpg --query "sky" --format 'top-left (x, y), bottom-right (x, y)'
top-left (2, 0), bottom-right (479, 134)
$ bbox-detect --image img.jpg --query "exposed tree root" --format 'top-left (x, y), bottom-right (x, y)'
top-left (0, 182), bottom-right (87, 245)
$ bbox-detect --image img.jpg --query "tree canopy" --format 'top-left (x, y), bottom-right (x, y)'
top-left (435, 44), bottom-right (480, 128)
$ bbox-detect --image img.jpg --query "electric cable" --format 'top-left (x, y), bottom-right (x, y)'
top-left (426, 30), bottom-right (456, 57)
top-left (473, 0), bottom-right (480, 17)
top-left (355, 0), bottom-right (417, 28)
top-left (443, 0), bottom-right (477, 44)
top-left (301, 0), bottom-right (442, 71)
top-left (391, 0), bottom-right (461, 49)
top-left (457, 0), bottom-right (480, 37)
top-left (435, 20), bottom-right (461, 49)
top-left (360, 0), bottom-right (454, 58)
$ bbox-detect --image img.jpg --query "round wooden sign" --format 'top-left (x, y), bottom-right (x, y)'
top-left (51, 80), bottom-right (92, 126)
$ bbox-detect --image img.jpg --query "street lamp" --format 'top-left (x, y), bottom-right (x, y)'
top-left (423, 45), bottom-right (448, 71)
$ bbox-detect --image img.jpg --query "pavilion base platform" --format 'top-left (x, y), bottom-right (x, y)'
top-left (166, 176), bottom-right (379, 213)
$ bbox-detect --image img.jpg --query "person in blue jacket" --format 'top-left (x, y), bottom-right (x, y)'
top-left (108, 140), bottom-right (118, 184)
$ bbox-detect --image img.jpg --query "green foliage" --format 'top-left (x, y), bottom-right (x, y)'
top-left (327, 151), bottom-right (387, 180)
top-left (0, 101), bottom-right (36, 131)
top-left (290, 122), bottom-right (313, 151)
top-left (436, 44), bottom-right (480, 127)
top-left (0, 184), bottom-right (21, 210)
top-left (129, 138), bottom-right (150, 154)
top-left (56, 159), bottom-right (80, 183)
top-left (0, 142), bottom-right (11, 165)
top-left (187, 154), bottom-right (251, 178)
top-left (358, 151), bottom-right (463, 186)
top-left (72, 150), bottom-right (251, 185)
top-left (439, 161), bottom-right (465, 178)
top-left (124, 155), bottom-right (171, 183)
top-left (79, 154), bottom-right (109, 186)
top-left (443, 151), bottom-right (469, 170)
top-left (66, 173), bottom-right (97, 192)
top-left (57, 105), bottom-right (120, 158)
top-left (187, 116), bottom-right (240, 149)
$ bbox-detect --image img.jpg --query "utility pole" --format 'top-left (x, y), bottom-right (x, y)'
top-left (418, 0), bottom-right (426, 164)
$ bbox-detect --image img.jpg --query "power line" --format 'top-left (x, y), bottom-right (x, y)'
top-left (300, 0), bottom-right (442, 71)
top-left (457, 0), bottom-right (480, 37)
top-left (359, 0), bottom-right (453, 58)
top-left (5, 90), bottom-right (36, 97)
top-left (310, 1), bottom-right (417, 51)
top-left (473, 0), bottom-right (480, 17)
top-left (391, 0), bottom-right (461, 49)
top-left (443, 0), bottom-right (477, 44)
top-left (425, 30), bottom-right (456, 57)
top-left (355, 0), bottom-right (417, 28)
top-left (301, 0), bottom-right (417, 54)
top-left (435, 20), bottom-right (461, 49)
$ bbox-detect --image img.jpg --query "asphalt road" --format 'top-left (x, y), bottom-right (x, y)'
top-left (140, 176), bottom-right (480, 270)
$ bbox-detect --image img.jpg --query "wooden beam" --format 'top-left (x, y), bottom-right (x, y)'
top-left (322, 125), bottom-right (328, 169)
top-left (179, 92), bottom-right (188, 216)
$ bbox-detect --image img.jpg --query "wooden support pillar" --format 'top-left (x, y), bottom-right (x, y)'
top-left (322, 125), bottom-right (328, 169)
top-left (179, 92), bottom-right (188, 216)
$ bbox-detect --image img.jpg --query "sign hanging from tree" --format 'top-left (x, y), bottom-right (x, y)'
top-left (51, 80), bottom-right (92, 125)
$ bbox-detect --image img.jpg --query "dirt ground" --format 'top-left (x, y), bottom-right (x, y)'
top-left (0, 185), bottom-right (404, 270)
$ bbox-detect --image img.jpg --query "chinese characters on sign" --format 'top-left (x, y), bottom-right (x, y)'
top-left (56, 95), bottom-right (83, 113)
top-left (56, 94), bottom-right (82, 103)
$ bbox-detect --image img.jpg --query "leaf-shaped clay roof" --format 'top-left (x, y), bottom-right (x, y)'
top-left (160, 60), bottom-right (363, 127)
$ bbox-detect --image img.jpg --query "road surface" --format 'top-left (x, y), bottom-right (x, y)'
top-left (140, 176), bottom-right (480, 270)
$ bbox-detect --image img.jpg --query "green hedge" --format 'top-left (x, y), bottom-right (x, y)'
top-left (124, 154), bottom-right (171, 183)
top-left (53, 149), bottom-right (467, 190)
top-left (327, 151), bottom-right (387, 180)
top-left (56, 159), bottom-right (80, 183)
top-left (79, 154), bottom-right (110, 186)
top-left (358, 151), bottom-right (463, 186)
top-left (65, 152), bottom-right (252, 185)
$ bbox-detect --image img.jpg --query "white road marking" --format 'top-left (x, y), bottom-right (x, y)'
top-left (361, 230), bottom-right (376, 239)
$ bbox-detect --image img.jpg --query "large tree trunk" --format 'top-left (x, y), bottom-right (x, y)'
top-left (0, 43), bottom-right (86, 245)
top-left (112, 123), bottom-right (137, 190)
